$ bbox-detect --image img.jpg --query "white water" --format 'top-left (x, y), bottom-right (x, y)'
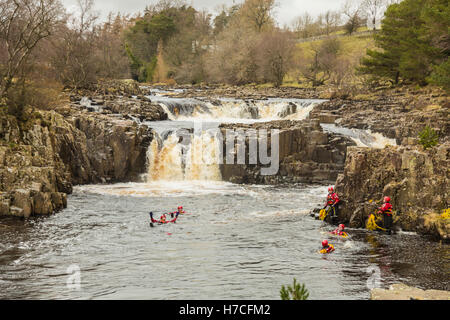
top-left (146, 131), bottom-right (222, 182)
top-left (321, 123), bottom-right (397, 149)
top-left (148, 96), bottom-right (325, 123)
top-left (144, 97), bottom-right (324, 182)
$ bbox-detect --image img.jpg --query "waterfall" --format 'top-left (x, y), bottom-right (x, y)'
top-left (147, 96), bottom-right (324, 122)
top-left (146, 130), bottom-right (222, 182)
top-left (320, 124), bottom-right (397, 149)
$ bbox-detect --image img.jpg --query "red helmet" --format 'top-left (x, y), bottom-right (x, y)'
top-left (339, 224), bottom-right (345, 230)
top-left (384, 196), bottom-right (391, 203)
top-left (160, 215), bottom-right (166, 220)
top-left (178, 206), bottom-right (183, 210)
top-left (328, 187), bottom-right (334, 192)
top-left (322, 240), bottom-right (329, 247)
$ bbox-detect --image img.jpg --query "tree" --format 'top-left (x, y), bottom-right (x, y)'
top-left (322, 10), bottom-right (341, 35)
top-left (124, 10), bottom-right (176, 82)
top-left (241, 0), bottom-right (276, 33)
top-left (51, 0), bottom-right (100, 89)
top-left (257, 31), bottom-right (294, 87)
top-left (359, 0), bottom-right (447, 86)
top-left (362, 0), bottom-right (387, 30)
top-left (342, 0), bottom-right (365, 35)
top-left (0, 0), bottom-right (64, 98)
top-left (280, 278), bottom-right (309, 300)
top-left (293, 12), bottom-right (314, 39)
top-left (300, 37), bottom-right (341, 87)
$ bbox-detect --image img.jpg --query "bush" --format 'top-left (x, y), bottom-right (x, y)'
top-left (280, 278), bottom-right (309, 300)
top-left (418, 125), bottom-right (439, 149)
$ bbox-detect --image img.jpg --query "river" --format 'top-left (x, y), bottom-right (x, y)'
top-left (0, 95), bottom-right (448, 300)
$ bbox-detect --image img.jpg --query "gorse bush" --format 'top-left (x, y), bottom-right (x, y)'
top-left (280, 278), bottom-right (309, 300)
top-left (418, 126), bottom-right (439, 149)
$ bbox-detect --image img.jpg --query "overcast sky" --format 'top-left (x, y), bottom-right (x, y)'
top-left (61, 0), bottom-right (350, 26)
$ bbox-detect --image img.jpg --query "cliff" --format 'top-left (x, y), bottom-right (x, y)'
top-left (0, 82), bottom-right (167, 218)
top-left (335, 144), bottom-right (449, 240)
top-left (219, 120), bottom-right (355, 184)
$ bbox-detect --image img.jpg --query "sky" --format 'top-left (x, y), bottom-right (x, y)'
top-left (61, 0), bottom-right (350, 26)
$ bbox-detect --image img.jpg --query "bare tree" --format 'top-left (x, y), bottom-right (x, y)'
top-left (0, 0), bottom-right (64, 97)
top-left (299, 37), bottom-right (341, 87)
top-left (257, 31), bottom-right (294, 87)
top-left (51, 0), bottom-right (100, 89)
top-left (293, 12), bottom-right (314, 39)
top-left (323, 10), bottom-right (341, 35)
top-left (242, 0), bottom-right (276, 33)
top-left (362, 0), bottom-right (387, 31)
top-left (342, 0), bottom-right (366, 35)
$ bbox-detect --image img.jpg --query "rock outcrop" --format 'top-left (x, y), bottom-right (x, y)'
top-left (219, 120), bottom-right (355, 184)
top-left (335, 143), bottom-right (450, 240)
top-left (309, 88), bottom-right (449, 146)
top-left (371, 284), bottom-right (450, 300)
top-left (0, 83), bottom-right (160, 218)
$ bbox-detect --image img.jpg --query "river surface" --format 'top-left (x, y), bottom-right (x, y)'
top-left (0, 182), bottom-right (448, 300)
top-left (0, 95), bottom-right (448, 300)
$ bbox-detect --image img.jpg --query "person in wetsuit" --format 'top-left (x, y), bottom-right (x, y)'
top-left (323, 187), bottom-right (341, 219)
top-left (149, 212), bottom-right (179, 226)
top-left (331, 224), bottom-right (347, 237)
top-left (319, 240), bottom-right (335, 254)
top-left (377, 196), bottom-right (393, 234)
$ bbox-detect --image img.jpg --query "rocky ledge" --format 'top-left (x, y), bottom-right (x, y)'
top-left (371, 284), bottom-right (450, 300)
top-left (0, 80), bottom-right (169, 219)
top-left (335, 143), bottom-right (449, 240)
top-left (0, 109), bottom-right (154, 218)
top-left (309, 86), bottom-right (449, 145)
top-left (219, 120), bottom-right (355, 184)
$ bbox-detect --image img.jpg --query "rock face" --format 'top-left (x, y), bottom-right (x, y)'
top-left (371, 284), bottom-right (450, 300)
top-left (309, 91), bottom-right (449, 146)
top-left (335, 143), bottom-right (450, 240)
top-left (0, 94), bottom-right (158, 218)
top-left (219, 120), bottom-right (355, 184)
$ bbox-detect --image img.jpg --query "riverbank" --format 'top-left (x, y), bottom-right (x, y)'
top-left (371, 284), bottom-right (450, 300)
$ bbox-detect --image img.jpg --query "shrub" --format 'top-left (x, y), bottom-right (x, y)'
top-left (280, 278), bottom-right (309, 300)
top-left (418, 125), bottom-right (439, 149)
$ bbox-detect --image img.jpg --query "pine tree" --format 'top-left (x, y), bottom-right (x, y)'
top-left (359, 0), bottom-right (448, 87)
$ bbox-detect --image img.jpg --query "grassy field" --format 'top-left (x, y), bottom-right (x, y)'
top-left (283, 31), bottom-right (376, 89)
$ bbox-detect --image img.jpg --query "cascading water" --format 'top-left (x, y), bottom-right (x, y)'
top-left (320, 123), bottom-right (397, 149)
top-left (146, 130), bottom-right (222, 182)
top-left (144, 96), bottom-right (324, 182)
top-left (148, 96), bottom-right (324, 123)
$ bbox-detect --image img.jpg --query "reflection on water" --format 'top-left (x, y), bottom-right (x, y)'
top-left (0, 183), bottom-right (448, 300)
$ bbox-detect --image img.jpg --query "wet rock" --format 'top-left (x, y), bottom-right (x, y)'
top-left (219, 120), bottom-right (355, 184)
top-left (335, 143), bottom-right (449, 240)
top-left (33, 192), bottom-right (53, 215)
top-left (11, 189), bottom-right (33, 218)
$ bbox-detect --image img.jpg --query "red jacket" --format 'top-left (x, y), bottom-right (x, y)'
top-left (378, 203), bottom-right (393, 216)
top-left (325, 193), bottom-right (340, 207)
top-left (151, 214), bottom-right (178, 224)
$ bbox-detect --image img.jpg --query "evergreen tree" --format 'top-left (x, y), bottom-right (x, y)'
top-left (359, 0), bottom-right (448, 87)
